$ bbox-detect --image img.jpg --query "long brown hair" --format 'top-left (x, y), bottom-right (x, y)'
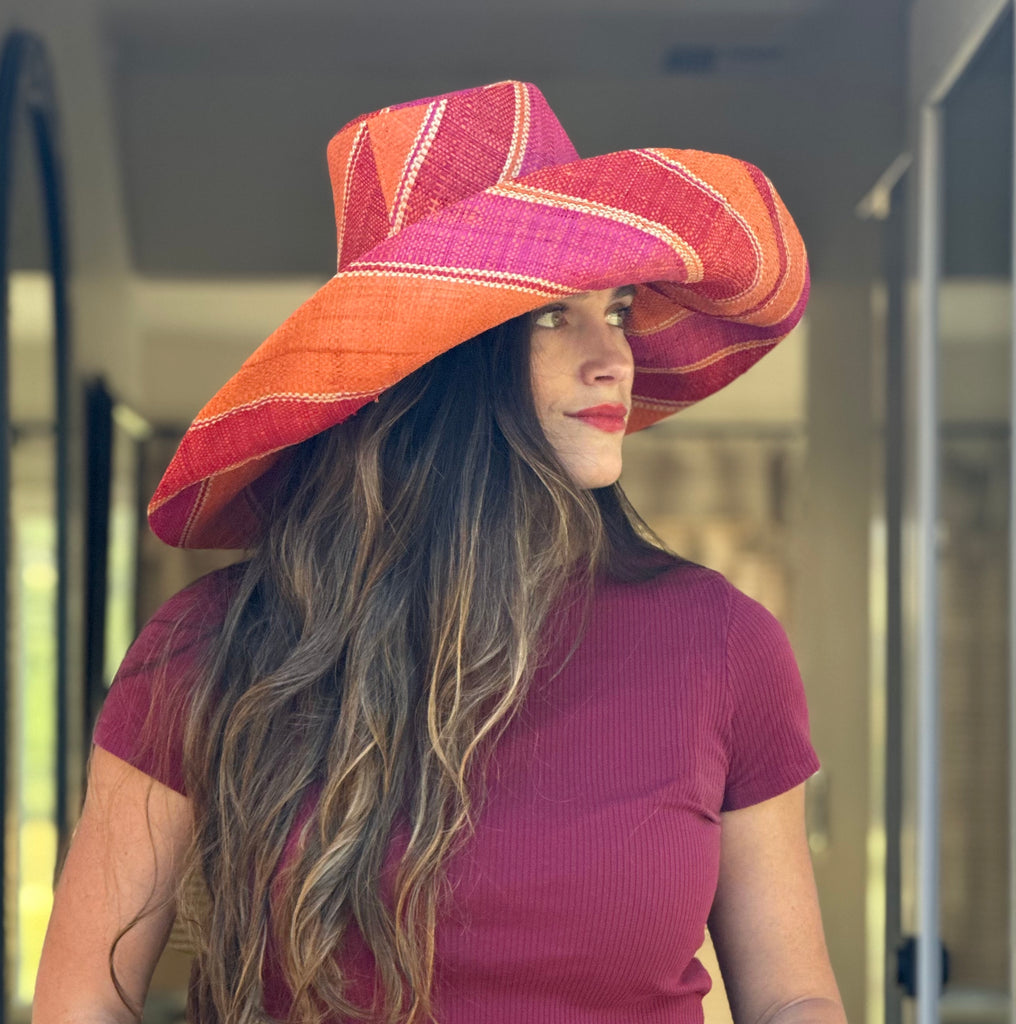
top-left (177, 314), bottom-right (673, 1022)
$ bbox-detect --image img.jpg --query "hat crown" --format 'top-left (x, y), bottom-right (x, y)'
top-left (327, 80), bottom-right (578, 270)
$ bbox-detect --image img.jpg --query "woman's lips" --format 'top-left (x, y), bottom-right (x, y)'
top-left (566, 404), bottom-right (628, 433)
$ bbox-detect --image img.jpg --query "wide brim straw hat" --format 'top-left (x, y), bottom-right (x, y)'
top-left (150, 79), bottom-right (809, 549)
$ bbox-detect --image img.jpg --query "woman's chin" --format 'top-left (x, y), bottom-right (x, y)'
top-left (565, 457), bottom-right (624, 490)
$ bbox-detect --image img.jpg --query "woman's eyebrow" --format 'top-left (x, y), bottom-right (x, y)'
top-left (554, 285), bottom-right (637, 302)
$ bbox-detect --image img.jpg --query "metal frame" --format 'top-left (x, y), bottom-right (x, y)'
top-left (914, 96), bottom-right (943, 1024)
top-left (884, 163), bottom-right (910, 1024)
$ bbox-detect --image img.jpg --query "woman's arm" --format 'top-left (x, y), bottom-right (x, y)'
top-left (708, 783), bottom-right (846, 1024)
top-left (32, 746), bottom-right (193, 1023)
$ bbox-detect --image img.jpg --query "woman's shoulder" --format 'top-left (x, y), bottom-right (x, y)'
top-left (120, 562), bottom-right (246, 678)
top-left (148, 561), bottom-right (245, 626)
top-left (606, 555), bottom-right (746, 612)
top-left (598, 556), bottom-right (793, 653)
top-left (93, 563), bottom-right (247, 794)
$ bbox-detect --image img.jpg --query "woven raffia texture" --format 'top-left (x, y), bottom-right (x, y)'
top-left (149, 80), bottom-right (809, 549)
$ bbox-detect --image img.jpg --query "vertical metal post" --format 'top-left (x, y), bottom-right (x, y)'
top-left (915, 101), bottom-right (943, 1024)
top-left (884, 168), bottom-right (908, 1024)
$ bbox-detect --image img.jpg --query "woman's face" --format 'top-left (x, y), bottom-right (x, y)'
top-left (529, 286), bottom-right (636, 489)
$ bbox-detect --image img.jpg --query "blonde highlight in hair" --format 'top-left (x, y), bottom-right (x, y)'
top-left (176, 316), bottom-right (673, 1023)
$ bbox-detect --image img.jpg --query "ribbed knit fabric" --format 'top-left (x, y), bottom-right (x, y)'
top-left (94, 560), bottom-right (819, 1023)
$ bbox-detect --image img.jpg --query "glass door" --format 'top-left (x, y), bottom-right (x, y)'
top-left (936, 15), bottom-right (1012, 1020)
top-left (901, 8), bottom-right (1014, 1024)
top-left (0, 31), bottom-right (72, 1020)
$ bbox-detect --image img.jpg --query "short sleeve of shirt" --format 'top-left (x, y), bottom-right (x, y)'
top-left (722, 587), bottom-right (820, 811)
top-left (92, 567), bottom-right (239, 795)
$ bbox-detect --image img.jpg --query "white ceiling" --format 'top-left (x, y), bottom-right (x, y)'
top-left (102, 0), bottom-right (833, 22)
top-left (98, 0), bottom-right (860, 278)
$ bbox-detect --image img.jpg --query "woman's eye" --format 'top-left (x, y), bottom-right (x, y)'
top-left (532, 304), bottom-right (632, 329)
top-left (606, 306), bottom-right (632, 328)
top-left (532, 308), bottom-right (566, 329)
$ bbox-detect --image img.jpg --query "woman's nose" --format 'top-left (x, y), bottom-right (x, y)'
top-left (579, 321), bottom-right (634, 384)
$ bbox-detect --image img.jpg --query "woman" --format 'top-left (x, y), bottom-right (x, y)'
top-left (35, 81), bottom-right (844, 1024)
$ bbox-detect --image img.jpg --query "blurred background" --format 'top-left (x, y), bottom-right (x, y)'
top-left (0, 0), bottom-right (1011, 1022)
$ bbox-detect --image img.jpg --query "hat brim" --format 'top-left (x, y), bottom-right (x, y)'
top-left (149, 147), bottom-right (808, 548)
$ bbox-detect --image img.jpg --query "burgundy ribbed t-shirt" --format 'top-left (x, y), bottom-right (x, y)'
top-left (94, 560), bottom-right (819, 1023)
